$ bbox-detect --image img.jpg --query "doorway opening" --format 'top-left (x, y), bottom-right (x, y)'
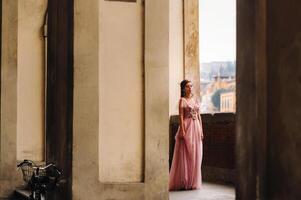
top-left (170, 0), bottom-right (236, 199)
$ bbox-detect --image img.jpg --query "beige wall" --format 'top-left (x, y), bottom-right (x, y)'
top-left (0, 0), bottom-right (20, 197)
top-left (17, 0), bottom-right (47, 161)
top-left (184, 0), bottom-right (200, 98)
top-left (0, 0), bottom-right (179, 198)
top-left (99, 1), bottom-right (144, 183)
top-left (73, 0), bottom-right (100, 199)
top-left (266, 0), bottom-right (301, 198)
top-left (73, 0), bottom-right (170, 199)
top-left (0, 1), bottom-right (46, 197)
top-left (169, 0), bottom-right (184, 115)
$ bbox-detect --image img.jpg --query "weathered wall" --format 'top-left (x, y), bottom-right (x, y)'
top-left (0, 1), bottom-right (46, 197)
top-left (98, 1), bottom-right (144, 183)
top-left (184, 0), bottom-right (200, 98)
top-left (73, 0), bottom-right (100, 199)
top-left (267, 0), bottom-right (301, 199)
top-left (236, 0), bottom-right (265, 199)
top-left (17, 0), bottom-right (46, 162)
top-left (73, 0), bottom-right (169, 199)
top-left (237, 0), bottom-right (301, 199)
top-left (0, 0), bottom-right (20, 197)
top-left (144, 0), bottom-right (170, 198)
top-left (169, 0), bottom-right (184, 115)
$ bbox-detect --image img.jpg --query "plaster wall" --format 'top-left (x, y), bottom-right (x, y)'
top-left (0, 0), bottom-right (19, 197)
top-left (267, 0), bottom-right (301, 198)
top-left (17, 0), bottom-right (46, 162)
top-left (0, 1), bottom-right (46, 196)
top-left (184, 0), bottom-right (200, 98)
top-left (99, 1), bottom-right (144, 183)
top-left (237, 0), bottom-right (301, 199)
top-left (73, 0), bottom-right (170, 199)
top-left (169, 0), bottom-right (184, 115)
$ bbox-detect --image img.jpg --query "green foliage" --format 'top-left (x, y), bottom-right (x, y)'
top-left (211, 88), bottom-right (228, 110)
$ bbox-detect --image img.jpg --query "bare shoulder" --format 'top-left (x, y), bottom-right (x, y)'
top-left (179, 97), bottom-right (186, 106)
top-left (179, 97), bottom-right (187, 103)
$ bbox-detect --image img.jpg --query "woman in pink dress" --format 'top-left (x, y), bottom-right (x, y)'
top-left (169, 79), bottom-right (204, 191)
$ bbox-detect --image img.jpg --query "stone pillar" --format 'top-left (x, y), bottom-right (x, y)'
top-left (17, 0), bottom-right (47, 162)
top-left (0, 0), bottom-right (19, 197)
top-left (73, 0), bottom-right (170, 199)
top-left (236, 0), bottom-right (268, 199)
top-left (144, 0), bottom-right (170, 199)
top-left (184, 0), bottom-right (200, 98)
top-left (237, 0), bottom-right (301, 199)
top-left (169, 0), bottom-right (184, 115)
top-left (267, 0), bottom-right (301, 199)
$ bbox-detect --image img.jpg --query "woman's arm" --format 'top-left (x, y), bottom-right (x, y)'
top-left (179, 98), bottom-right (185, 138)
top-left (196, 99), bottom-right (204, 140)
top-left (197, 114), bottom-right (204, 140)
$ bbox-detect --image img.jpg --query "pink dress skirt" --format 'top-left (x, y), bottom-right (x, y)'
top-left (169, 98), bottom-right (203, 191)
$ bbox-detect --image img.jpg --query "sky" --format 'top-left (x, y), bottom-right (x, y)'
top-left (199, 0), bottom-right (236, 63)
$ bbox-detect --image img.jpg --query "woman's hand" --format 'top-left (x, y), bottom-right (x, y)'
top-left (180, 127), bottom-right (186, 139)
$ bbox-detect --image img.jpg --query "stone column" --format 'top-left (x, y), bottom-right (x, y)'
top-left (184, 0), bottom-right (200, 98)
top-left (73, 0), bottom-right (170, 199)
top-left (236, 0), bottom-right (267, 198)
top-left (267, 0), bottom-right (301, 199)
top-left (0, 0), bottom-right (19, 197)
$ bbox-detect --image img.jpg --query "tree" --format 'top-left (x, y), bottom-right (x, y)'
top-left (211, 88), bottom-right (228, 110)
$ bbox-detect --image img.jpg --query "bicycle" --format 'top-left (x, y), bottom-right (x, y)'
top-left (17, 160), bottom-right (63, 200)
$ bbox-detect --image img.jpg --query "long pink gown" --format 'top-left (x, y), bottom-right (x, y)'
top-left (169, 97), bottom-right (203, 191)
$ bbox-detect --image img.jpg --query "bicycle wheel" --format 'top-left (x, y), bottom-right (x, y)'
top-left (40, 194), bottom-right (46, 200)
top-left (33, 191), bottom-right (42, 200)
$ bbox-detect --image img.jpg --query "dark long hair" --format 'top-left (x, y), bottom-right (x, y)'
top-left (180, 79), bottom-right (191, 97)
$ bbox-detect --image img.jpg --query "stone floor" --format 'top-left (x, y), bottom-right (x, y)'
top-left (169, 182), bottom-right (235, 200)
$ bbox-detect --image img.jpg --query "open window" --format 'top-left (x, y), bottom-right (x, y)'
top-left (170, 0), bottom-right (237, 198)
top-left (199, 0), bottom-right (236, 114)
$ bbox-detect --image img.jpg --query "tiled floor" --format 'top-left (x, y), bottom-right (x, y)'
top-left (169, 182), bottom-right (235, 200)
